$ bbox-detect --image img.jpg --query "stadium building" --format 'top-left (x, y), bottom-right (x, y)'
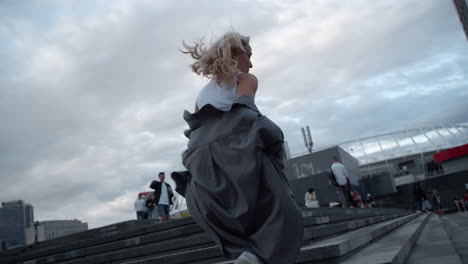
top-left (285, 124), bottom-right (468, 209)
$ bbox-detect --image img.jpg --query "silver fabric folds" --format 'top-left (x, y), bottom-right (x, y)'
top-left (181, 96), bottom-right (303, 264)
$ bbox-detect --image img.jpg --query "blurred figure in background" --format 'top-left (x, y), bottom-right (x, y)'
top-left (134, 195), bottom-right (147, 220)
top-left (305, 187), bottom-right (319, 208)
top-left (431, 190), bottom-right (443, 216)
top-left (146, 193), bottom-right (157, 220)
top-left (366, 193), bottom-right (376, 208)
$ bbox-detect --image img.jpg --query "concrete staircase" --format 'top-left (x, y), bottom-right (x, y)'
top-left (0, 209), bottom-right (465, 264)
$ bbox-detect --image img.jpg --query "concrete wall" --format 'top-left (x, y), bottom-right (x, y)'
top-left (442, 156), bottom-right (468, 174)
top-left (372, 170), bottom-right (468, 210)
top-left (289, 172), bottom-right (344, 207)
top-left (284, 146), bottom-right (360, 185)
top-left (358, 172), bottom-right (397, 198)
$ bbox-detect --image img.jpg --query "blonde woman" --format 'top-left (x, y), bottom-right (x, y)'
top-left (177, 32), bottom-right (303, 264)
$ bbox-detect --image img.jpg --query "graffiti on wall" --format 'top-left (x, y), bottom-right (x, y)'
top-left (291, 161), bottom-right (316, 179)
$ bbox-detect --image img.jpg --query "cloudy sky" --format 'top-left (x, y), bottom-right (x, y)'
top-left (1, 0), bottom-right (467, 228)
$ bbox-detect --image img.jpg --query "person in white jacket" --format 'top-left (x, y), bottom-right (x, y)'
top-left (134, 195), bottom-right (147, 220)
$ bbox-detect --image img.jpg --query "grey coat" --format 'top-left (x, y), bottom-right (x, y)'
top-left (180, 96), bottom-right (303, 264)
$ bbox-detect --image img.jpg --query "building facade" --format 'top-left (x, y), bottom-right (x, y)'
top-left (284, 124), bottom-right (468, 208)
top-left (0, 200), bottom-right (34, 249)
top-left (284, 146), bottom-right (361, 207)
top-left (41, 220), bottom-right (88, 240)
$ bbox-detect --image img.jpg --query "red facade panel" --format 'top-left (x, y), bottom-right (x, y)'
top-left (433, 144), bottom-right (468, 163)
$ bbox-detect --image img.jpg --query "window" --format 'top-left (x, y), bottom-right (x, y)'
top-left (398, 160), bottom-right (415, 170)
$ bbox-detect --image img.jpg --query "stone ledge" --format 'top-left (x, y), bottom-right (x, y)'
top-left (116, 213), bottom-right (412, 264)
top-left (296, 213), bottom-right (418, 263)
top-left (0, 208), bottom-right (409, 264)
top-left (334, 213), bottom-right (428, 264)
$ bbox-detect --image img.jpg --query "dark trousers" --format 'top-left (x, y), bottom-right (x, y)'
top-left (136, 211), bottom-right (146, 220)
top-left (340, 185), bottom-right (353, 208)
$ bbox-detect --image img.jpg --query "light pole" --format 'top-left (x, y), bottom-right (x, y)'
top-left (34, 221), bottom-right (40, 244)
top-left (301, 126), bottom-right (313, 153)
top-left (301, 126), bottom-right (316, 178)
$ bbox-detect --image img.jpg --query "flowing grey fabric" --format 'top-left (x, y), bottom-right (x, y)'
top-left (180, 96), bottom-right (303, 264)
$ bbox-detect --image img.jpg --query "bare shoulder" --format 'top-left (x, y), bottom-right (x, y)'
top-left (238, 72), bottom-right (258, 84)
top-left (236, 73), bottom-right (258, 98)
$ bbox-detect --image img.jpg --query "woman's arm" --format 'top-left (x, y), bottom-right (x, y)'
top-left (236, 73), bottom-right (258, 98)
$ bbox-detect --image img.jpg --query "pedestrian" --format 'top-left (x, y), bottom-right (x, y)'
top-left (150, 172), bottom-right (174, 223)
top-left (134, 195), bottom-right (147, 220)
top-left (464, 190), bottom-right (468, 210)
top-left (305, 187), bottom-right (319, 208)
top-left (414, 184), bottom-right (430, 213)
top-left (349, 188), bottom-right (364, 208)
top-left (366, 193), bottom-right (376, 208)
top-left (146, 193), bottom-right (157, 220)
top-left (431, 189), bottom-right (443, 216)
top-left (330, 157), bottom-right (353, 207)
top-left (454, 195), bottom-right (466, 212)
top-left (178, 31), bottom-right (303, 264)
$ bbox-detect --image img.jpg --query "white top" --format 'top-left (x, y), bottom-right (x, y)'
top-left (134, 199), bottom-right (147, 212)
top-left (331, 162), bottom-right (348, 186)
top-left (196, 75), bottom-right (240, 111)
top-left (305, 191), bottom-right (319, 208)
top-left (159, 183), bottom-right (170, 205)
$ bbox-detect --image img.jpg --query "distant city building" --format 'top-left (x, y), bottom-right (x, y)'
top-left (0, 201), bottom-right (89, 251)
top-left (0, 200), bottom-right (34, 249)
top-left (41, 220), bottom-right (88, 240)
top-left (453, 0), bottom-right (468, 40)
top-left (25, 222), bottom-right (45, 245)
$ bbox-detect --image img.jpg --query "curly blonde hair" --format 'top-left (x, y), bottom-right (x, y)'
top-left (182, 32), bottom-right (250, 86)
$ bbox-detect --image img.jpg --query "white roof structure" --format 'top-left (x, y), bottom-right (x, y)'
top-left (291, 123), bottom-right (468, 166)
top-left (338, 124), bottom-right (468, 165)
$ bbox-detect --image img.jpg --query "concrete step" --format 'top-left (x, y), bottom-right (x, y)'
top-left (302, 208), bottom-right (403, 217)
top-left (440, 212), bottom-right (468, 264)
top-left (61, 213), bottom-right (407, 264)
top-left (0, 220), bottom-right (154, 259)
top-left (213, 212), bottom-right (417, 264)
top-left (0, 208), bottom-right (408, 264)
top-left (303, 209), bottom-right (403, 226)
top-left (64, 233), bottom-right (215, 264)
top-left (0, 218), bottom-right (197, 264)
top-left (0, 208), bottom-right (400, 261)
top-left (406, 214), bottom-right (462, 264)
top-left (119, 212), bottom-right (412, 264)
top-left (296, 213), bottom-right (418, 263)
top-left (303, 212), bottom-right (410, 242)
top-left (332, 213), bottom-right (428, 264)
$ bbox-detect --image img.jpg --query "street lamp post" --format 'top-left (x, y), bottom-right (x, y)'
top-left (34, 221), bottom-right (40, 244)
top-left (301, 126), bottom-right (313, 153)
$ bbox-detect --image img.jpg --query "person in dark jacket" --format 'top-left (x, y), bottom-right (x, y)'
top-left (145, 193), bottom-right (157, 220)
top-left (431, 189), bottom-right (443, 216)
top-left (177, 31), bottom-right (303, 264)
top-left (414, 184), bottom-right (430, 213)
top-left (151, 172), bottom-right (174, 223)
top-left (366, 193), bottom-right (376, 208)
